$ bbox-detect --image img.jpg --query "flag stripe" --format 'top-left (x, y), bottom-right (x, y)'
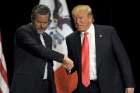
top-left (0, 59), bottom-right (8, 85)
top-left (0, 52), bottom-right (7, 71)
top-left (0, 88), bottom-right (3, 93)
top-left (0, 32), bottom-right (9, 93)
top-left (0, 74), bottom-right (9, 93)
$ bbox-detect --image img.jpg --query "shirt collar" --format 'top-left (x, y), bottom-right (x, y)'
top-left (81, 24), bottom-right (95, 35)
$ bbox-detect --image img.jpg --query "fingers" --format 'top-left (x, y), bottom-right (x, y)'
top-left (63, 56), bottom-right (74, 71)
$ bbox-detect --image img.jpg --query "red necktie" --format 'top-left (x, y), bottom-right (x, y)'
top-left (82, 32), bottom-right (90, 87)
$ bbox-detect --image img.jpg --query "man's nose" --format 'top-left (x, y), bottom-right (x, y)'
top-left (41, 24), bottom-right (45, 28)
top-left (75, 19), bottom-right (80, 24)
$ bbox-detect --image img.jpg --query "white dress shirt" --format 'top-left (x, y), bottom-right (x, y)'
top-left (81, 24), bottom-right (97, 80)
top-left (40, 33), bottom-right (48, 79)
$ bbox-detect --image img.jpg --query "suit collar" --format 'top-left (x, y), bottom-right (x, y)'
top-left (28, 23), bottom-right (43, 44)
top-left (71, 32), bottom-right (82, 69)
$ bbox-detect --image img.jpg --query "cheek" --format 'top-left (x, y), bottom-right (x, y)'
top-left (83, 21), bottom-right (89, 26)
top-left (44, 24), bottom-right (48, 27)
top-left (34, 23), bottom-right (39, 27)
top-left (36, 25), bottom-right (40, 29)
top-left (42, 25), bottom-right (48, 30)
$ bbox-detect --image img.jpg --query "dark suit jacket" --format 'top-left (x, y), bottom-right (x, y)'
top-left (66, 24), bottom-right (135, 93)
top-left (11, 23), bottom-right (64, 93)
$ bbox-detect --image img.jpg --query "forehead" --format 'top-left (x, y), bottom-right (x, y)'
top-left (35, 14), bottom-right (49, 22)
top-left (35, 14), bottom-right (49, 19)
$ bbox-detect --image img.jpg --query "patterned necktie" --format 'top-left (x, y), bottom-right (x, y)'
top-left (82, 32), bottom-right (90, 87)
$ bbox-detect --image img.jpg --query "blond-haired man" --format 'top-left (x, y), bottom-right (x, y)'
top-left (66, 5), bottom-right (135, 93)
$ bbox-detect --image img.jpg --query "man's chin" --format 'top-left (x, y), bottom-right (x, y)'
top-left (37, 30), bottom-right (45, 34)
top-left (77, 28), bottom-right (84, 32)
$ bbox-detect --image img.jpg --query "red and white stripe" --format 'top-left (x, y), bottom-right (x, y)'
top-left (0, 33), bottom-right (9, 93)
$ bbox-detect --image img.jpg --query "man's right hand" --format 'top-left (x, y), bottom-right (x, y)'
top-left (63, 56), bottom-right (74, 71)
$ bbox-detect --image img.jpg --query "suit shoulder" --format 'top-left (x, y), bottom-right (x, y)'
top-left (95, 24), bottom-right (115, 30)
top-left (66, 31), bottom-right (78, 39)
top-left (16, 23), bottom-right (33, 33)
top-left (17, 23), bottom-right (32, 30)
top-left (95, 24), bottom-right (116, 34)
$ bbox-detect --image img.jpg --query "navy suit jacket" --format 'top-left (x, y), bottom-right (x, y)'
top-left (11, 23), bottom-right (64, 93)
top-left (66, 24), bottom-right (135, 93)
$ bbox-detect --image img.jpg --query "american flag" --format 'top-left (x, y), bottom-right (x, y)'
top-left (39, 0), bottom-right (78, 93)
top-left (0, 32), bottom-right (9, 93)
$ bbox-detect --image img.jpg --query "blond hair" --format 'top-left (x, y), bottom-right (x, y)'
top-left (72, 5), bottom-right (92, 16)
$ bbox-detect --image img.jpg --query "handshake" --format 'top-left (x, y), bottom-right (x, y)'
top-left (63, 56), bottom-right (74, 72)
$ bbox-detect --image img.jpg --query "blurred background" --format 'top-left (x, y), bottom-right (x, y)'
top-left (0, 0), bottom-right (139, 92)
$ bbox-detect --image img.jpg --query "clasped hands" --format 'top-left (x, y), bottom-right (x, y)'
top-left (63, 56), bottom-right (74, 72)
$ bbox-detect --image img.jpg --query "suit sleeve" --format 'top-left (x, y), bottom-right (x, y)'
top-left (111, 28), bottom-right (135, 87)
top-left (15, 27), bottom-right (64, 63)
top-left (66, 36), bottom-right (77, 73)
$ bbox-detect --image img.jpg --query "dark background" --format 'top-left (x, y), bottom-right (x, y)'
top-left (0, 0), bottom-right (139, 93)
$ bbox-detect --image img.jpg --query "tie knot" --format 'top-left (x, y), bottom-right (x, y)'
top-left (84, 32), bottom-right (88, 36)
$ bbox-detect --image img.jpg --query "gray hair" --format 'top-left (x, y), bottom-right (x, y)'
top-left (31, 4), bottom-right (51, 22)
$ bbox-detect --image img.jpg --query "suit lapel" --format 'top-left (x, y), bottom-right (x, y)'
top-left (43, 33), bottom-right (52, 49)
top-left (31, 23), bottom-right (51, 49)
top-left (73, 28), bottom-right (103, 72)
top-left (73, 32), bottom-right (82, 70)
top-left (95, 25), bottom-right (103, 69)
